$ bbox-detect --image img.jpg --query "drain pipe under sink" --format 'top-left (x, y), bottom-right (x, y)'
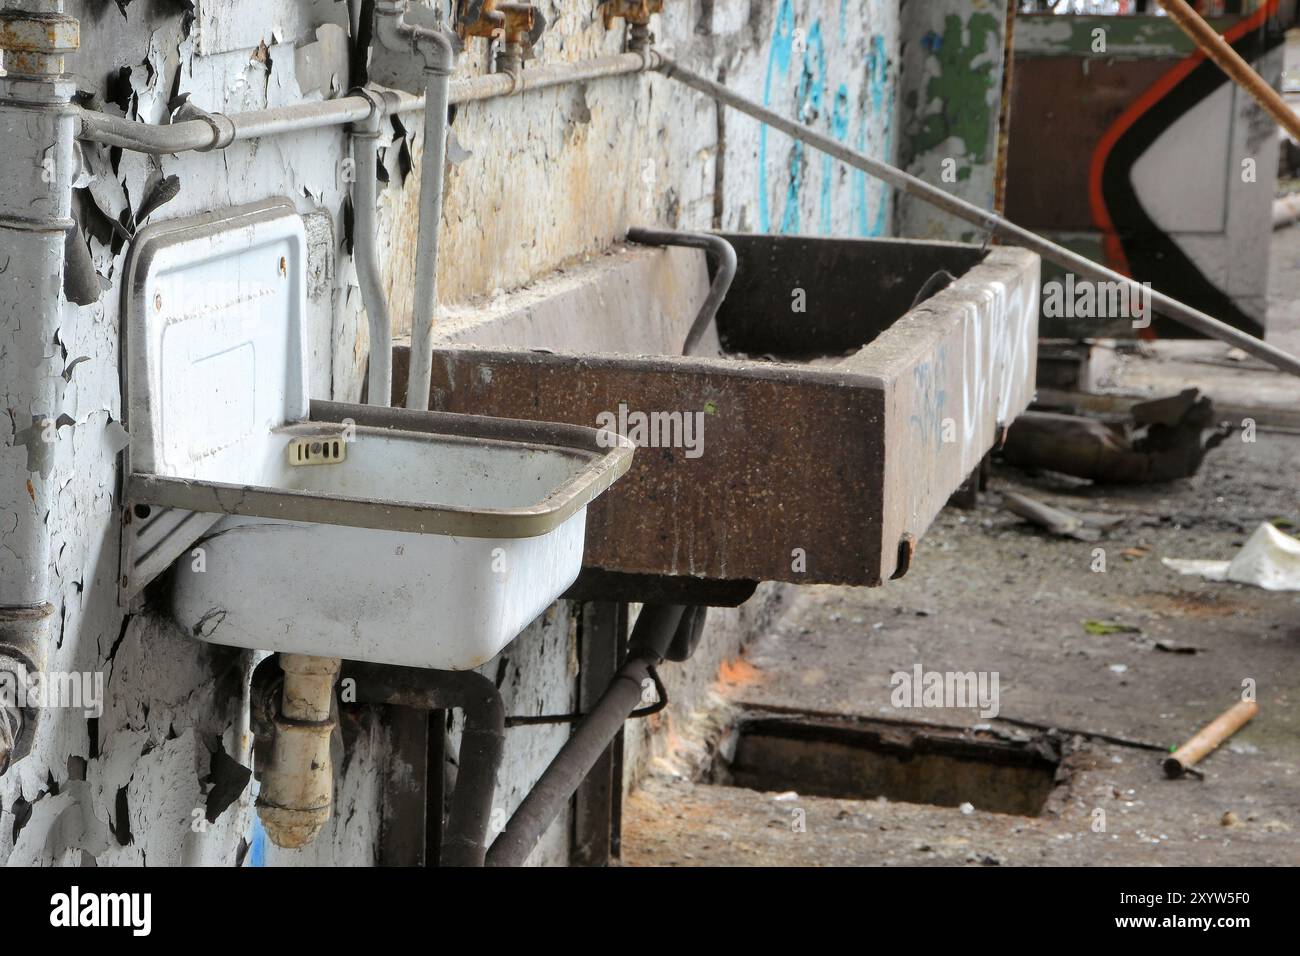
top-left (341, 662), bottom-right (506, 866)
top-left (255, 654), bottom-right (342, 848)
top-left (486, 603), bottom-right (686, 867)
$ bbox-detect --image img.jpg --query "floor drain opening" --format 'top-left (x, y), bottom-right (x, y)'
top-left (712, 715), bottom-right (1063, 817)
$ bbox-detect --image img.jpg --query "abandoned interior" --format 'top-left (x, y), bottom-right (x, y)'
top-left (0, 0), bottom-right (1296, 915)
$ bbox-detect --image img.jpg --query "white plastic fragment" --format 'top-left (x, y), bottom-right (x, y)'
top-left (1161, 522), bottom-right (1300, 591)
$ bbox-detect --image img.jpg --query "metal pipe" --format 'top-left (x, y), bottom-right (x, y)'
top-left (406, 66), bottom-right (453, 410)
top-left (74, 53), bottom-right (655, 156)
top-left (369, 0), bottom-right (457, 411)
top-left (626, 227), bottom-right (737, 356)
top-left (256, 654), bottom-right (341, 848)
top-left (654, 56), bottom-right (1300, 379)
top-left (486, 603), bottom-right (684, 867)
top-left (0, 3), bottom-right (79, 773)
top-left (1155, 0), bottom-right (1300, 141)
top-left (350, 92), bottom-right (393, 406)
top-left (342, 661), bottom-right (505, 867)
top-left (449, 52), bottom-right (654, 105)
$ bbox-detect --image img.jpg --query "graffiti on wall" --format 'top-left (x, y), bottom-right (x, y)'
top-left (759, 0), bottom-right (895, 237)
top-left (1089, 1), bottom-right (1284, 338)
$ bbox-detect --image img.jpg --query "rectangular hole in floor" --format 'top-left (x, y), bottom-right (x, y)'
top-left (713, 715), bottom-right (1060, 817)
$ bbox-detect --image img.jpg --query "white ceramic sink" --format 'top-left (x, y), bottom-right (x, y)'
top-left (119, 200), bottom-right (632, 669)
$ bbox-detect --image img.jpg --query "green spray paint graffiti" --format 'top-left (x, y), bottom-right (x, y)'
top-left (909, 12), bottom-right (999, 182)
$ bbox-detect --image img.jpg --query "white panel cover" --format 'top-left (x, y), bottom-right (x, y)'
top-left (127, 201), bottom-right (308, 485)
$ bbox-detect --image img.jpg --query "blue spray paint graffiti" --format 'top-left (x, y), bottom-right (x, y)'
top-left (781, 21), bottom-right (825, 235)
top-left (857, 34), bottom-right (893, 237)
top-left (758, 0), bottom-right (796, 234)
top-left (759, 3), bottom-right (829, 235)
top-left (908, 344), bottom-right (950, 450)
top-left (822, 83), bottom-right (850, 234)
top-left (761, 6), bottom-right (892, 237)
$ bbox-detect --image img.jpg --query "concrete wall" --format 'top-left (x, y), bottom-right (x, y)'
top-left (895, 0), bottom-right (1010, 242)
top-left (0, 0), bottom-right (901, 867)
top-left (1006, 11), bottom-right (1284, 339)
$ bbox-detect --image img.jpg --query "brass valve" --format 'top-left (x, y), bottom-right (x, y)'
top-left (601, 0), bottom-right (663, 29)
top-left (458, 0), bottom-right (543, 49)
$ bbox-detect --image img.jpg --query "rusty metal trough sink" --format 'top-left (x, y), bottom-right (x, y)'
top-left (392, 233), bottom-right (1039, 605)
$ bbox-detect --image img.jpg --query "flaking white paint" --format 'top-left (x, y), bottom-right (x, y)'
top-left (2, 0), bottom-right (903, 867)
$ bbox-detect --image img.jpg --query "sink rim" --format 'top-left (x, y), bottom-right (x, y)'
top-left (127, 402), bottom-right (634, 540)
top-left (395, 242), bottom-right (1040, 593)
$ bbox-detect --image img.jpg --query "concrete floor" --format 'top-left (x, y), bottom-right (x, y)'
top-left (621, 239), bottom-right (1300, 870)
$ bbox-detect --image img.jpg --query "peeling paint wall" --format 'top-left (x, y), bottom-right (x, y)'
top-left (708, 0), bottom-right (900, 237)
top-left (1, 0), bottom-right (902, 868)
top-left (895, 0), bottom-right (1009, 241)
top-left (349, 0), bottom-right (901, 397)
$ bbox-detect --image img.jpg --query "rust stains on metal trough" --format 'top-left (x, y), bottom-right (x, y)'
top-left (392, 234), bottom-right (1039, 597)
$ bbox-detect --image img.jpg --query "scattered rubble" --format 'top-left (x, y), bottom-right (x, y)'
top-left (1162, 521), bottom-right (1300, 591)
top-left (1003, 491), bottom-right (1123, 541)
top-left (1002, 389), bottom-right (1230, 483)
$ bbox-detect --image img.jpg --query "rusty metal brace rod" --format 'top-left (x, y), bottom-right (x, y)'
top-left (1156, 0), bottom-right (1300, 142)
top-left (653, 56), bottom-right (1300, 379)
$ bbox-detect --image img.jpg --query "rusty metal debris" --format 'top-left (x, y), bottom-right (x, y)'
top-left (1002, 389), bottom-right (1230, 484)
top-left (1003, 491), bottom-right (1123, 542)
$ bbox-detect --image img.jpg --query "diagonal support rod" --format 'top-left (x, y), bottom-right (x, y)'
top-left (653, 55), bottom-right (1300, 379)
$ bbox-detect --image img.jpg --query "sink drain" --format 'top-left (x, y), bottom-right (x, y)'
top-left (713, 714), bottom-right (1062, 817)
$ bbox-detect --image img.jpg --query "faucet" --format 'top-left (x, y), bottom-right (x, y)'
top-left (374, 0), bottom-right (457, 77)
top-left (457, 1), bottom-right (547, 86)
top-left (601, 0), bottom-right (662, 53)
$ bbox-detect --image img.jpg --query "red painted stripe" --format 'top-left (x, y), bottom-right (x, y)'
top-left (1086, 2), bottom-right (1278, 268)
